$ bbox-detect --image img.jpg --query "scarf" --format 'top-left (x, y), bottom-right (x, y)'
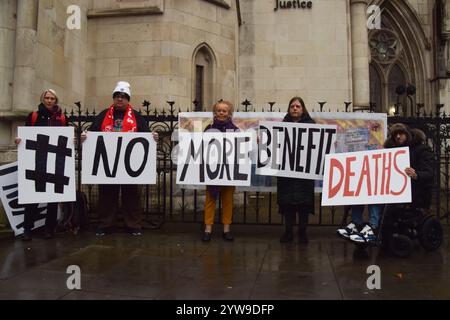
top-left (206, 118), bottom-right (238, 199)
top-left (206, 117), bottom-right (239, 132)
top-left (101, 104), bottom-right (137, 132)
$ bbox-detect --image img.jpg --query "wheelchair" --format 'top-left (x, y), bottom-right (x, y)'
top-left (378, 204), bottom-right (443, 258)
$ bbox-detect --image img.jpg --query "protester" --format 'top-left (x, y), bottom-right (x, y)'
top-left (202, 100), bottom-right (238, 242)
top-left (87, 81), bottom-right (158, 236)
top-left (278, 96), bottom-right (315, 244)
top-left (15, 89), bottom-right (67, 241)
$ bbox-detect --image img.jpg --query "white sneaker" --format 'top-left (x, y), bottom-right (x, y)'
top-left (350, 224), bottom-right (377, 243)
top-left (336, 222), bottom-right (359, 239)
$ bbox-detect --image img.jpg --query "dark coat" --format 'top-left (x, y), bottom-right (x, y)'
top-left (409, 130), bottom-right (434, 209)
top-left (384, 125), bottom-right (433, 209)
top-left (25, 103), bottom-right (67, 127)
top-left (276, 113), bottom-right (315, 213)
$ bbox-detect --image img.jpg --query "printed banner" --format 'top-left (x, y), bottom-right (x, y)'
top-left (178, 112), bottom-right (387, 192)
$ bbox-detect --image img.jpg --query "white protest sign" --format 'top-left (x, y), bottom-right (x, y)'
top-left (321, 147), bottom-right (411, 206)
top-left (82, 132), bottom-right (157, 184)
top-left (256, 121), bottom-right (337, 180)
top-left (176, 132), bottom-right (253, 186)
top-left (0, 162), bottom-right (59, 236)
top-left (18, 127), bottom-right (76, 204)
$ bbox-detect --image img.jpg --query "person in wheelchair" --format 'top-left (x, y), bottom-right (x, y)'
top-left (337, 123), bottom-right (412, 244)
top-left (380, 127), bottom-right (442, 256)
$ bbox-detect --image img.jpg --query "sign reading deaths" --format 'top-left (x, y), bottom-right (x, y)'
top-left (321, 147), bottom-right (412, 206)
top-left (257, 121), bottom-right (337, 180)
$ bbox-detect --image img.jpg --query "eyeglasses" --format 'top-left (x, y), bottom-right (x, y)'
top-left (113, 92), bottom-right (129, 99)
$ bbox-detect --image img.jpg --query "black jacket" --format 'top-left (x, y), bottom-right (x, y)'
top-left (25, 104), bottom-right (67, 127)
top-left (409, 130), bottom-right (434, 209)
top-left (384, 125), bottom-right (433, 209)
top-left (276, 113), bottom-right (315, 213)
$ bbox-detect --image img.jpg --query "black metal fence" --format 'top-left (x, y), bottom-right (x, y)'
top-left (65, 100), bottom-right (450, 227)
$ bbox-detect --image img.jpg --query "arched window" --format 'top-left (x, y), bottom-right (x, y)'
top-left (367, 1), bottom-right (429, 115)
top-left (388, 64), bottom-right (408, 115)
top-left (193, 44), bottom-right (215, 111)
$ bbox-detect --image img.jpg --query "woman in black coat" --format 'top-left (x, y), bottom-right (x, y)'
top-left (15, 89), bottom-right (67, 241)
top-left (278, 96), bottom-right (315, 243)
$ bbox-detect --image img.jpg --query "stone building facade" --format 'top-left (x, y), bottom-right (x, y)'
top-left (1, 0), bottom-right (450, 163)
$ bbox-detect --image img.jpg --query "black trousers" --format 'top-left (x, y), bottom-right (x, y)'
top-left (280, 204), bottom-right (309, 231)
top-left (23, 202), bottom-right (58, 234)
top-left (97, 184), bottom-right (143, 229)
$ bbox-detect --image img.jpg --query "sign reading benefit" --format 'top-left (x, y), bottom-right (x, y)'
top-left (257, 121), bottom-right (337, 180)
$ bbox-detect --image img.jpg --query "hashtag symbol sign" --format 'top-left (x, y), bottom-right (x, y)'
top-left (25, 134), bottom-right (72, 193)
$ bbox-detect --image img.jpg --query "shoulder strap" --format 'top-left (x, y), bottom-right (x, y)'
top-left (61, 114), bottom-right (67, 126)
top-left (31, 111), bottom-right (38, 126)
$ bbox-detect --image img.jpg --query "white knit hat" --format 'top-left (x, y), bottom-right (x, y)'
top-left (112, 81), bottom-right (131, 99)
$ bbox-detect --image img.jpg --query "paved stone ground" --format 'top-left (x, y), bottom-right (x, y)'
top-left (0, 224), bottom-right (449, 300)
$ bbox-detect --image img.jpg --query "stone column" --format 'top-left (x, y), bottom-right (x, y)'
top-left (350, 0), bottom-right (370, 109)
top-left (0, 0), bottom-right (17, 112)
top-left (12, 0), bottom-right (38, 112)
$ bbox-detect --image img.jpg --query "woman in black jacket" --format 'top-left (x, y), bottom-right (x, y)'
top-left (278, 96), bottom-right (315, 243)
top-left (15, 89), bottom-right (67, 241)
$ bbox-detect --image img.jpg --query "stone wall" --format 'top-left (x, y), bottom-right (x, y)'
top-left (86, 0), bottom-right (238, 111)
top-left (238, 0), bottom-right (352, 111)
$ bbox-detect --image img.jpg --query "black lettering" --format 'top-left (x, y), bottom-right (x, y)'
top-left (92, 136), bottom-right (122, 178)
top-left (25, 134), bottom-right (71, 193)
top-left (282, 127), bottom-right (296, 171)
top-left (324, 128), bottom-right (336, 154)
top-left (206, 139), bottom-right (221, 179)
top-left (295, 127), bottom-right (306, 172)
top-left (219, 137), bottom-right (232, 180)
top-left (234, 137), bottom-right (249, 181)
top-left (305, 128), bottom-right (320, 174)
top-left (315, 128), bottom-right (326, 175)
top-left (271, 126), bottom-right (284, 170)
top-left (124, 138), bottom-right (149, 177)
top-left (257, 126), bottom-right (271, 168)
top-left (180, 139), bottom-right (204, 182)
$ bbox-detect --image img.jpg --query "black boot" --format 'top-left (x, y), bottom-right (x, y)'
top-left (280, 230), bottom-right (294, 243)
top-left (298, 228), bottom-right (308, 244)
top-left (280, 210), bottom-right (295, 243)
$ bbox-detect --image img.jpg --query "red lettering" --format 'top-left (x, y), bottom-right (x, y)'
top-left (355, 155), bottom-right (372, 197)
top-left (381, 152), bottom-right (392, 195)
top-left (343, 156), bottom-right (356, 197)
top-left (328, 158), bottom-right (344, 198)
top-left (391, 150), bottom-right (408, 195)
top-left (371, 153), bottom-right (382, 195)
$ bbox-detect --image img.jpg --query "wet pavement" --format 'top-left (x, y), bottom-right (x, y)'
top-left (0, 224), bottom-right (449, 300)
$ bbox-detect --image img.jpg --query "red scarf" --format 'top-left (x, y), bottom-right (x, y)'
top-left (101, 104), bottom-right (137, 132)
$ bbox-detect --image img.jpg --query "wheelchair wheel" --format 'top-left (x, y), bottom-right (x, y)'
top-left (419, 216), bottom-right (443, 251)
top-left (389, 234), bottom-right (414, 258)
